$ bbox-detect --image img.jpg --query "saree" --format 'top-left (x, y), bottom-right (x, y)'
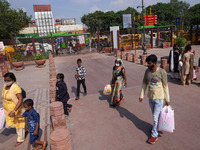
top-left (111, 66), bottom-right (125, 106)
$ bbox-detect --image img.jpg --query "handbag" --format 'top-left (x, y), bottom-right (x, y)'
top-left (158, 105), bottom-right (175, 133)
top-left (0, 108), bottom-right (6, 129)
top-left (103, 84), bottom-right (112, 95)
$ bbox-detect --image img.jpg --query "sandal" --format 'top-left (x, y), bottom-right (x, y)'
top-left (33, 145), bottom-right (43, 150)
top-left (14, 142), bottom-right (23, 147)
top-left (42, 141), bottom-right (47, 150)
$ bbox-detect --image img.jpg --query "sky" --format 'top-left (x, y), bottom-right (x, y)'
top-left (8, 0), bottom-right (200, 24)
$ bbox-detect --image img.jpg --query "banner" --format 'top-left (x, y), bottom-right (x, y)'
top-left (123, 14), bottom-right (132, 29)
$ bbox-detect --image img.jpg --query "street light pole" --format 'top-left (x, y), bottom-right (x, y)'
top-left (142, 0), bottom-right (147, 55)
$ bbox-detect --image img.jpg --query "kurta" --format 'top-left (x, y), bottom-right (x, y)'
top-left (181, 52), bottom-right (194, 79)
top-left (1, 83), bottom-right (25, 128)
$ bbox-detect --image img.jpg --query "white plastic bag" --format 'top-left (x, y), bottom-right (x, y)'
top-left (103, 84), bottom-right (112, 95)
top-left (0, 108), bottom-right (6, 129)
top-left (158, 105), bottom-right (175, 133)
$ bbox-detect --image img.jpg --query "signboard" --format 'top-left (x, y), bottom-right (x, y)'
top-left (0, 41), bottom-right (4, 53)
top-left (176, 17), bottom-right (180, 26)
top-left (55, 38), bottom-right (64, 43)
top-left (123, 14), bottom-right (132, 28)
top-left (144, 15), bottom-right (157, 25)
top-left (144, 15), bottom-right (157, 18)
top-left (110, 26), bottom-right (120, 49)
top-left (78, 35), bottom-right (85, 44)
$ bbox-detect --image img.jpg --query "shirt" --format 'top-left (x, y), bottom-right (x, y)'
top-left (22, 108), bottom-right (40, 135)
top-left (139, 67), bottom-right (170, 102)
top-left (56, 81), bottom-right (70, 102)
top-left (75, 66), bottom-right (86, 80)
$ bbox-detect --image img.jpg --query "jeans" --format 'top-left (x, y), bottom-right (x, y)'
top-left (149, 99), bottom-right (164, 138)
top-left (62, 101), bottom-right (72, 115)
top-left (77, 79), bottom-right (87, 98)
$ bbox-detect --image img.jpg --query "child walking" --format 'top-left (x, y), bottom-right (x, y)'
top-left (56, 73), bottom-right (72, 116)
top-left (15, 99), bottom-right (47, 150)
top-left (75, 59), bottom-right (87, 100)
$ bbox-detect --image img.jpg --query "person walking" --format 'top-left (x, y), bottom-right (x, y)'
top-left (15, 99), bottom-right (47, 150)
top-left (139, 54), bottom-right (170, 144)
top-left (168, 43), bottom-right (181, 79)
top-left (75, 59), bottom-right (87, 100)
top-left (56, 73), bottom-right (72, 116)
top-left (181, 45), bottom-right (194, 86)
top-left (1, 72), bottom-right (26, 147)
top-left (110, 58), bottom-right (127, 108)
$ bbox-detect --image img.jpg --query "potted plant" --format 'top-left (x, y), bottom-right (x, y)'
top-left (176, 37), bottom-right (187, 53)
top-left (12, 53), bottom-right (24, 71)
top-left (34, 52), bottom-right (47, 68)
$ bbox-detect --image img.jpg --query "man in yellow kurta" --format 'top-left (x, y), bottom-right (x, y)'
top-left (2, 72), bottom-right (26, 147)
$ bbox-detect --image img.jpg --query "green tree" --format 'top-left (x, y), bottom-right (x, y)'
top-left (185, 4), bottom-right (200, 25)
top-left (0, 0), bottom-right (31, 39)
top-left (146, 0), bottom-right (189, 26)
top-left (81, 7), bottom-right (141, 33)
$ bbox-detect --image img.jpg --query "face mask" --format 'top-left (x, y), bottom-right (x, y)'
top-left (115, 64), bottom-right (120, 67)
top-left (5, 81), bottom-right (13, 87)
top-left (78, 65), bottom-right (81, 67)
top-left (148, 65), bottom-right (155, 71)
top-left (57, 79), bottom-right (60, 82)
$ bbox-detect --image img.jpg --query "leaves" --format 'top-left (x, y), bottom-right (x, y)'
top-left (0, 0), bottom-right (31, 39)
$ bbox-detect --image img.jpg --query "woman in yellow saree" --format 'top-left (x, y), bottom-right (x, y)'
top-left (1, 72), bottom-right (26, 147)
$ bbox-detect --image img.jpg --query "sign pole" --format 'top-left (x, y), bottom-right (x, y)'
top-left (142, 0), bottom-right (147, 55)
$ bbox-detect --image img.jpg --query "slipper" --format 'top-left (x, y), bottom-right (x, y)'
top-left (33, 145), bottom-right (43, 150)
top-left (14, 142), bottom-right (23, 147)
top-left (42, 141), bottom-right (47, 150)
top-left (68, 107), bottom-right (72, 112)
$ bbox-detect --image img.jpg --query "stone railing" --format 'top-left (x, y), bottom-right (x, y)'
top-left (48, 53), bottom-right (73, 150)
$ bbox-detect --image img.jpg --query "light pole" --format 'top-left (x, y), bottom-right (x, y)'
top-left (137, 0), bottom-right (147, 55)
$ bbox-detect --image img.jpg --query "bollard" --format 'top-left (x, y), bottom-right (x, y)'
top-left (121, 51), bottom-right (125, 59)
top-left (195, 66), bottom-right (200, 80)
top-left (116, 50), bottom-right (120, 58)
top-left (114, 49), bottom-right (117, 56)
top-left (50, 102), bottom-right (67, 130)
top-left (126, 53), bottom-right (131, 61)
top-left (140, 55), bottom-right (147, 65)
top-left (50, 129), bottom-right (72, 150)
top-left (5, 61), bottom-right (12, 71)
top-left (0, 67), bottom-right (2, 78)
top-left (0, 63), bottom-right (8, 75)
top-left (132, 53), bottom-right (138, 63)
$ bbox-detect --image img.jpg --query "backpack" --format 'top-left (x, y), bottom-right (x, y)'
top-left (21, 88), bottom-right (26, 99)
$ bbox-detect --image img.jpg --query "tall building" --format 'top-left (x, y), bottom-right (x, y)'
top-left (33, 5), bottom-right (55, 37)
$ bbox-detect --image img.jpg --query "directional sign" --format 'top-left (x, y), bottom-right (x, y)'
top-left (144, 14), bottom-right (157, 25)
top-left (176, 17), bottom-right (180, 26)
top-left (145, 20), bottom-right (157, 24)
top-left (144, 15), bottom-right (157, 19)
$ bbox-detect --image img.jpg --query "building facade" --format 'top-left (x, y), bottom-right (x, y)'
top-left (33, 5), bottom-right (55, 37)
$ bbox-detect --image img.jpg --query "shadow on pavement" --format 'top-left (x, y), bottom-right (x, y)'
top-left (116, 106), bottom-right (152, 139)
top-left (98, 90), bottom-right (111, 105)
top-left (71, 86), bottom-right (77, 97)
top-left (1, 128), bottom-right (16, 136)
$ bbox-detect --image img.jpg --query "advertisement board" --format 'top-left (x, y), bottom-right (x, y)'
top-left (123, 14), bottom-right (132, 29)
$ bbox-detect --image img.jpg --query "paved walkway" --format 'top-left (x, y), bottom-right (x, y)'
top-left (0, 62), bottom-right (50, 150)
top-left (55, 47), bottom-right (200, 150)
